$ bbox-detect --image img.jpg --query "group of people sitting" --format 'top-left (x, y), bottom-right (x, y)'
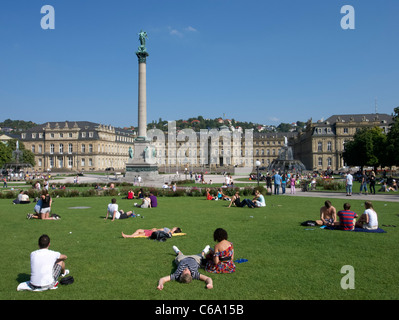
top-left (206, 188), bottom-right (266, 209)
top-left (316, 200), bottom-right (379, 231)
top-left (228, 190), bottom-right (266, 208)
top-left (26, 191), bottom-right (58, 220)
top-left (206, 188), bottom-right (231, 201)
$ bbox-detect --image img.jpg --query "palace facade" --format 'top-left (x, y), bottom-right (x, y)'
top-left (20, 121), bottom-right (135, 172)
top-left (19, 113), bottom-right (393, 173)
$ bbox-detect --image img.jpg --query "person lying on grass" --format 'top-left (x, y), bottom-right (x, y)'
top-left (157, 245), bottom-right (213, 290)
top-left (122, 227), bottom-right (182, 238)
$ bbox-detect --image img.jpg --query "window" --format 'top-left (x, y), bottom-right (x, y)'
top-left (38, 158), bottom-right (42, 167)
top-left (50, 144), bottom-right (54, 154)
top-left (59, 143), bottom-right (64, 154)
top-left (50, 133), bottom-right (54, 138)
top-left (89, 132), bottom-right (93, 138)
top-left (82, 132), bottom-right (86, 138)
top-left (32, 133), bottom-right (36, 138)
top-left (327, 141), bottom-right (332, 151)
top-left (89, 158), bottom-right (93, 166)
top-left (68, 143), bottom-right (73, 154)
top-left (59, 133), bottom-right (63, 138)
top-left (327, 157), bottom-right (332, 166)
top-left (81, 144), bottom-right (86, 153)
top-left (38, 145), bottom-right (42, 153)
top-left (58, 156), bottom-right (63, 168)
top-left (343, 128), bottom-right (348, 134)
top-left (31, 145), bottom-right (35, 153)
top-left (318, 157), bottom-right (323, 166)
top-left (68, 156), bottom-right (73, 168)
top-left (317, 142), bottom-right (323, 152)
top-left (69, 133), bottom-right (73, 138)
top-left (89, 144), bottom-right (93, 153)
top-left (49, 156), bottom-right (54, 168)
top-left (81, 158), bottom-right (85, 167)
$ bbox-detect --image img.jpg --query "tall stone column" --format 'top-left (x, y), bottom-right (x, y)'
top-left (137, 49), bottom-right (149, 139)
top-left (125, 30), bottom-right (159, 181)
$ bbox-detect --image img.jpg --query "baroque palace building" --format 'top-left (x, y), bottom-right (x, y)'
top-left (20, 121), bottom-right (135, 172)
top-left (293, 113), bottom-right (393, 171)
top-left (19, 113), bottom-right (393, 173)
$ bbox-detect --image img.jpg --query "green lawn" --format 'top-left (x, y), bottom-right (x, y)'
top-left (1, 193), bottom-right (398, 300)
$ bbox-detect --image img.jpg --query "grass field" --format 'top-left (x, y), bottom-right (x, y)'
top-left (1, 193), bottom-right (399, 300)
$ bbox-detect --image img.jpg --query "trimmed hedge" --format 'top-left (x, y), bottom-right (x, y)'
top-left (0, 184), bottom-right (266, 199)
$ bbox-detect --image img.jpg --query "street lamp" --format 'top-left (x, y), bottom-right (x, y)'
top-left (255, 160), bottom-right (261, 187)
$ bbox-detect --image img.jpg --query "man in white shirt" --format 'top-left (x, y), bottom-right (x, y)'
top-left (29, 234), bottom-right (68, 290)
top-left (105, 198), bottom-right (135, 221)
top-left (346, 171), bottom-right (353, 196)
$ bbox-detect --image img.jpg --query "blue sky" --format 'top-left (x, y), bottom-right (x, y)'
top-left (1, 0), bottom-right (398, 128)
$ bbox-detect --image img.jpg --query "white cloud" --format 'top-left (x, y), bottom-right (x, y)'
top-left (168, 27), bottom-right (183, 37)
top-left (185, 26), bottom-right (198, 32)
top-left (168, 26), bottom-right (198, 37)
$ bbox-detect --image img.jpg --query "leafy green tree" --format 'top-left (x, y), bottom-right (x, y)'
top-left (386, 107), bottom-right (399, 166)
top-left (0, 143), bottom-right (12, 167)
top-left (343, 126), bottom-right (387, 170)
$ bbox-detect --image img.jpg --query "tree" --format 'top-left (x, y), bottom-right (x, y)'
top-left (343, 126), bottom-right (387, 170)
top-left (386, 107), bottom-right (399, 167)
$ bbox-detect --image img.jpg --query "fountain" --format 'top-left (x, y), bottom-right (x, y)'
top-left (1, 140), bottom-right (33, 174)
top-left (267, 137), bottom-right (306, 172)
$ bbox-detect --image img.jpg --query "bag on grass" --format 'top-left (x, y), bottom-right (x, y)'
top-left (60, 276), bottom-right (74, 285)
top-left (301, 220), bottom-right (317, 227)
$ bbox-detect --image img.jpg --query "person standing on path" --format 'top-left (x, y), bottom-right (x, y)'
top-left (346, 171), bottom-right (353, 196)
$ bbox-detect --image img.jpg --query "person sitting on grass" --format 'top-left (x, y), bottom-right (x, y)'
top-left (127, 190), bottom-right (134, 199)
top-left (28, 234), bottom-right (69, 290)
top-left (355, 201), bottom-right (379, 230)
top-left (104, 198), bottom-right (135, 221)
top-left (206, 188), bottom-right (216, 200)
top-left (122, 227), bottom-right (182, 238)
top-left (205, 228), bottom-right (235, 274)
top-left (13, 190), bottom-right (31, 204)
top-left (337, 203), bottom-right (358, 231)
top-left (149, 192), bottom-right (157, 208)
top-left (134, 193), bottom-right (151, 208)
top-left (217, 188), bottom-right (231, 201)
top-left (316, 200), bottom-right (337, 227)
top-left (252, 190), bottom-right (266, 207)
top-left (157, 245), bottom-right (213, 290)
